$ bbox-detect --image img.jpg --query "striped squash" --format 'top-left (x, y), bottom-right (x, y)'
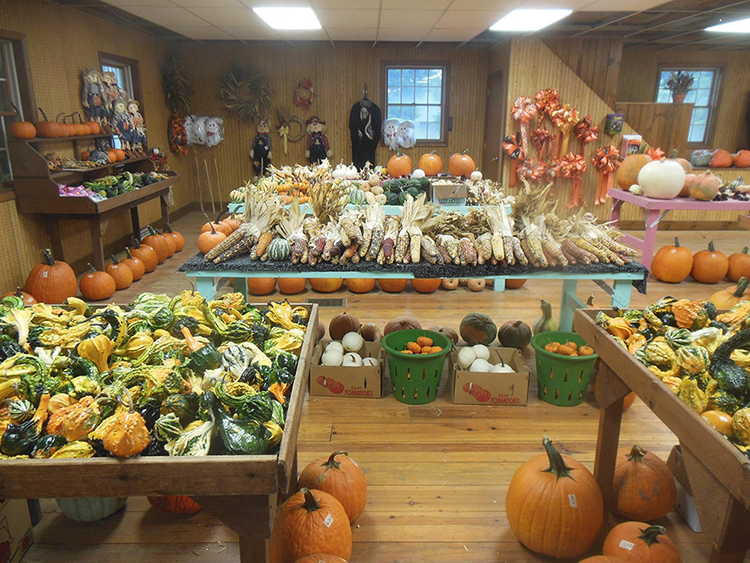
top-left (268, 238), bottom-right (291, 261)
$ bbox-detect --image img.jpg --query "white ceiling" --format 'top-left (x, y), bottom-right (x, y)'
top-left (102, 0), bottom-right (670, 42)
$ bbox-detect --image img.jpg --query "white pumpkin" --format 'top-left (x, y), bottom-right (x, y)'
top-left (321, 349), bottom-right (343, 366)
top-left (374, 194), bottom-right (387, 205)
top-left (346, 165), bottom-right (358, 180)
top-left (637, 159), bottom-right (685, 199)
top-left (470, 358), bottom-right (493, 372)
top-left (457, 346), bottom-right (476, 369)
top-left (472, 344), bottom-right (490, 361)
top-left (412, 168), bottom-right (426, 179)
top-left (491, 362), bottom-right (515, 373)
top-left (470, 170), bottom-right (483, 182)
top-left (326, 341), bottom-right (344, 353)
top-left (362, 356), bottom-right (378, 367)
top-left (342, 352), bottom-right (363, 367)
top-left (342, 331), bottom-right (364, 352)
top-left (332, 165), bottom-right (348, 180)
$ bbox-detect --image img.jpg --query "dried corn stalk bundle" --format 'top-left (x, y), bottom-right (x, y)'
top-left (207, 194), bottom-right (282, 263)
top-left (309, 180), bottom-right (348, 227)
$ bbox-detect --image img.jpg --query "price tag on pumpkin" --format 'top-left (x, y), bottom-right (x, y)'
top-left (619, 540), bottom-right (635, 551)
top-left (323, 513), bottom-right (334, 528)
top-left (568, 494), bottom-right (577, 508)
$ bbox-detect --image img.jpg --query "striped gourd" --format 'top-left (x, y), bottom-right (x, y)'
top-left (268, 238), bottom-right (291, 261)
top-left (349, 189), bottom-right (367, 205)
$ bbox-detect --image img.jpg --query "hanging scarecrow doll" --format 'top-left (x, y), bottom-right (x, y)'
top-left (250, 118), bottom-right (272, 176)
top-left (101, 70), bottom-right (128, 119)
top-left (305, 116), bottom-right (332, 165)
top-left (127, 99), bottom-right (147, 156)
top-left (111, 98), bottom-right (133, 154)
top-left (349, 98), bottom-right (381, 169)
top-left (81, 68), bottom-right (107, 129)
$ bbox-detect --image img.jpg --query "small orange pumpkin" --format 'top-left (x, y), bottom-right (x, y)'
top-left (113, 148), bottom-right (126, 162)
top-left (298, 451), bottom-right (367, 523)
top-left (79, 264), bottom-right (117, 301)
top-left (197, 224), bottom-right (226, 255)
top-left (35, 107), bottom-right (62, 138)
top-left (88, 120), bottom-right (101, 135)
top-left (603, 522), bottom-right (681, 562)
top-left (143, 226), bottom-right (170, 263)
top-left (106, 150), bottom-right (117, 163)
top-left (345, 278), bottom-right (376, 293)
top-left (121, 248), bottom-right (146, 281)
top-left (309, 278), bottom-right (343, 293)
top-left (418, 151), bottom-right (443, 175)
top-left (651, 237), bottom-right (693, 283)
top-left (691, 241), bottom-right (729, 283)
top-left (201, 216), bottom-right (232, 236)
top-left (505, 278), bottom-right (527, 289)
top-left (411, 278), bottom-right (441, 293)
top-left (617, 154), bottom-right (652, 190)
top-left (710, 148), bottom-right (733, 168)
top-left (579, 558), bottom-right (628, 563)
top-left (55, 113), bottom-right (70, 138)
top-left (278, 278), bottom-right (306, 294)
top-left (247, 278), bottom-right (276, 296)
top-left (105, 254), bottom-right (133, 290)
top-left (221, 214), bottom-right (242, 232)
top-left (387, 149), bottom-right (413, 178)
top-left (131, 239), bottom-right (159, 272)
top-left (727, 247), bottom-right (750, 282)
top-left (708, 277), bottom-right (749, 308)
top-left (164, 224), bottom-right (185, 253)
top-left (378, 279), bottom-right (408, 293)
top-left (146, 496), bottom-right (202, 514)
top-left (613, 445), bottom-right (676, 522)
top-left (10, 121), bottom-right (36, 139)
top-left (448, 149), bottom-right (476, 177)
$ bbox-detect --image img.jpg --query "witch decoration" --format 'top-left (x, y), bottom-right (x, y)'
top-left (250, 118), bottom-right (272, 176)
top-left (305, 116), bottom-right (332, 165)
top-left (349, 96), bottom-right (382, 168)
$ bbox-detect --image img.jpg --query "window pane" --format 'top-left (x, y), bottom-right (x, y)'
top-left (416, 69), bottom-right (429, 86)
top-left (0, 119), bottom-right (7, 149)
top-left (402, 69), bottom-right (414, 87)
top-left (388, 68), bottom-right (401, 86)
top-left (688, 124), bottom-right (705, 144)
top-left (388, 105), bottom-right (401, 120)
top-left (415, 87), bottom-right (428, 104)
top-left (698, 71), bottom-right (714, 89)
top-left (429, 87), bottom-right (441, 104)
top-left (388, 87), bottom-right (400, 104)
top-left (401, 87), bottom-right (414, 104)
top-left (427, 122), bottom-right (441, 140)
top-left (415, 122), bottom-right (427, 140)
top-left (401, 105), bottom-right (415, 120)
top-left (656, 89), bottom-right (671, 103)
top-left (428, 105), bottom-right (441, 124)
top-left (658, 71), bottom-right (670, 90)
top-left (415, 105), bottom-right (428, 123)
top-left (695, 88), bottom-right (711, 106)
top-left (692, 107), bottom-right (708, 125)
top-left (429, 68), bottom-right (442, 87)
top-left (684, 89), bottom-right (697, 104)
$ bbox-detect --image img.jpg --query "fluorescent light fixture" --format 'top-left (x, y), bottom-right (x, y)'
top-left (706, 17), bottom-right (750, 33)
top-left (252, 6), bottom-right (321, 30)
top-left (490, 9), bottom-right (572, 32)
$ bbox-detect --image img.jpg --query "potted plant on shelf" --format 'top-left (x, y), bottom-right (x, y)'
top-left (666, 71), bottom-right (694, 104)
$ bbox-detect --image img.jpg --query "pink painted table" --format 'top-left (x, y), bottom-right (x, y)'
top-left (609, 189), bottom-right (750, 270)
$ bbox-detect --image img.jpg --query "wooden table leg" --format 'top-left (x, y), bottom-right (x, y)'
top-left (611, 280), bottom-right (632, 310)
top-left (681, 446), bottom-right (750, 563)
top-left (593, 362), bottom-right (631, 519)
top-left (193, 494), bottom-right (277, 563)
top-left (89, 219), bottom-right (106, 271)
top-left (559, 279), bottom-right (581, 332)
top-left (130, 206), bottom-right (141, 240)
top-left (44, 218), bottom-right (65, 262)
top-left (160, 193), bottom-right (170, 225)
top-left (609, 199), bottom-right (622, 226)
top-left (192, 276), bottom-right (216, 299)
top-left (641, 208), bottom-right (661, 271)
top-left (493, 278), bottom-right (506, 292)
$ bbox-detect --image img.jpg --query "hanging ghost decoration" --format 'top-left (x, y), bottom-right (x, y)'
top-left (205, 117), bottom-right (224, 148)
top-left (184, 114), bottom-right (198, 146)
top-left (382, 118), bottom-right (400, 151)
top-left (397, 120), bottom-right (416, 149)
top-left (192, 116), bottom-right (209, 145)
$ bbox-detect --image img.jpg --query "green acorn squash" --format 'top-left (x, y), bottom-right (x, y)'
top-left (460, 313), bottom-right (497, 345)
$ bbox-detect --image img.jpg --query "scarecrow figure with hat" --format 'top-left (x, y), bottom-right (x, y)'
top-left (305, 116), bottom-right (332, 165)
top-left (250, 118), bottom-right (273, 176)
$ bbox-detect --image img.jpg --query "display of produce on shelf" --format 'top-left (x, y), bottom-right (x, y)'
top-left (0, 292), bottom-right (308, 459)
top-left (54, 171), bottom-right (169, 200)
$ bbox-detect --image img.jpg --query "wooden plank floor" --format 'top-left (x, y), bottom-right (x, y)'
top-left (25, 212), bottom-right (750, 562)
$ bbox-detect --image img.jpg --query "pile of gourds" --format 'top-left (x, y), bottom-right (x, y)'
top-left (595, 296), bottom-right (750, 457)
top-left (0, 291), bottom-right (307, 459)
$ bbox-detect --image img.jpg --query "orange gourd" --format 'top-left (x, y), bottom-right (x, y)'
top-left (617, 154), bottom-right (652, 190)
top-left (691, 241), bottom-right (729, 283)
top-left (131, 239), bottom-right (159, 272)
top-left (387, 149), bottom-right (413, 178)
top-left (143, 226), bottom-right (170, 263)
top-left (197, 223), bottom-right (226, 255)
top-left (278, 278), bottom-right (306, 294)
top-left (345, 278), bottom-right (376, 293)
top-left (727, 247), bottom-right (750, 282)
top-left (708, 277), bottom-right (749, 308)
top-left (105, 254), bottom-right (133, 290)
top-left (506, 437), bottom-right (603, 558)
top-left (113, 148), bottom-right (126, 162)
top-left (247, 278), bottom-right (276, 296)
top-left (221, 214), bottom-right (242, 232)
top-left (700, 410), bottom-right (734, 438)
top-left (55, 113), bottom-right (69, 138)
top-left (88, 120), bottom-right (101, 135)
top-left (309, 278), bottom-right (343, 293)
top-left (294, 556), bottom-right (348, 563)
top-left (613, 445), bottom-right (676, 522)
top-left (163, 224), bottom-right (185, 252)
top-left (269, 488), bottom-right (352, 563)
top-left (10, 121), bottom-right (36, 139)
top-left (147, 496), bottom-right (202, 514)
top-left (411, 278), bottom-right (441, 293)
top-left (298, 451), bottom-right (367, 523)
top-left (448, 149), bottom-right (476, 177)
top-left (710, 148), bottom-right (733, 168)
top-left (121, 248), bottom-right (146, 281)
top-left (79, 264), bottom-right (117, 301)
top-left (23, 249), bottom-right (78, 303)
top-left (35, 107), bottom-right (62, 138)
top-left (603, 522), bottom-right (681, 563)
top-left (651, 237), bottom-right (693, 283)
top-left (2, 288), bottom-right (37, 306)
top-left (378, 279), bottom-right (408, 293)
top-left (418, 151), bottom-right (443, 175)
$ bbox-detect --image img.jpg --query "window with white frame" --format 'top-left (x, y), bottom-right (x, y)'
top-left (656, 67), bottom-right (720, 146)
top-left (0, 39), bottom-right (22, 182)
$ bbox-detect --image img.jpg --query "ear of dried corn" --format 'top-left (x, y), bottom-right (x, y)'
top-left (511, 237), bottom-right (528, 266)
top-left (251, 231), bottom-right (273, 260)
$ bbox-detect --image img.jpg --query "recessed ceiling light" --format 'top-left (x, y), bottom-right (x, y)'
top-left (490, 9), bottom-right (572, 32)
top-left (252, 7), bottom-right (321, 30)
top-left (705, 17), bottom-right (750, 33)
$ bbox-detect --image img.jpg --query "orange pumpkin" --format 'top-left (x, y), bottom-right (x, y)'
top-left (411, 278), bottom-right (441, 293)
top-left (10, 121), bottom-right (36, 139)
top-left (669, 149), bottom-right (693, 178)
top-left (143, 227), bottom-right (170, 263)
top-left (651, 237), bottom-right (693, 283)
top-left (613, 445), bottom-right (676, 522)
top-left (685, 170), bottom-right (722, 201)
top-left (221, 215), bottom-right (242, 232)
top-left (164, 224), bottom-right (185, 253)
top-left (35, 107), bottom-right (62, 138)
top-left (691, 241), bottom-right (728, 283)
top-left (294, 556), bottom-right (348, 563)
top-left (505, 278), bottom-right (527, 289)
top-left (710, 148), bottom-right (733, 168)
top-left (617, 154), bottom-right (652, 190)
top-left (387, 149), bottom-right (413, 178)
top-left (201, 218), bottom-right (232, 236)
top-left (55, 113), bottom-right (70, 138)
top-left (378, 279), bottom-right (408, 293)
top-left (197, 224), bottom-right (226, 255)
top-left (441, 278), bottom-right (458, 290)
top-left (345, 278), bottom-right (376, 293)
top-left (734, 149), bottom-right (750, 168)
top-left (79, 264), bottom-right (116, 301)
top-left (105, 254), bottom-right (133, 290)
top-left (23, 249), bottom-right (78, 303)
top-left (603, 522), bottom-right (681, 563)
top-left (309, 278), bottom-right (343, 293)
top-left (156, 227), bottom-right (176, 257)
top-left (579, 558), bottom-right (628, 563)
top-left (113, 148), bottom-right (126, 162)
top-left (418, 151), bottom-right (443, 175)
top-left (701, 410), bottom-right (734, 438)
top-left (121, 248), bottom-right (145, 281)
top-left (247, 278), bottom-right (276, 296)
top-left (278, 278), bottom-right (306, 294)
top-left (2, 288), bottom-right (37, 306)
top-left (727, 247), bottom-right (750, 282)
top-left (269, 488), bottom-right (352, 563)
top-left (131, 240), bottom-right (159, 272)
top-left (88, 120), bottom-right (101, 135)
top-left (448, 149), bottom-right (476, 177)
top-left (506, 437), bottom-right (603, 558)
top-left (298, 451), bottom-right (367, 523)
top-left (147, 496), bottom-right (202, 514)
top-left (708, 277), bottom-right (749, 308)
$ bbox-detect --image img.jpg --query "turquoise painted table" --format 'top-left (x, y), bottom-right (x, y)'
top-left (183, 266), bottom-right (642, 332)
top-left (227, 203), bottom-right (512, 216)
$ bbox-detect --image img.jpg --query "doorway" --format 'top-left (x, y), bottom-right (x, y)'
top-left (482, 72), bottom-right (505, 182)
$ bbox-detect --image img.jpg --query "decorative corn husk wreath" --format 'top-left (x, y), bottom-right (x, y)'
top-left (220, 66), bottom-right (273, 123)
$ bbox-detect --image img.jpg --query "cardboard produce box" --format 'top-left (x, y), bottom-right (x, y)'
top-left (431, 179), bottom-right (467, 205)
top-left (310, 341), bottom-right (384, 398)
top-left (0, 500), bottom-right (33, 563)
top-left (450, 347), bottom-right (530, 406)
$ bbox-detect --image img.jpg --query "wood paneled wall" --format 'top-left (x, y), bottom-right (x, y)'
top-left (615, 102), bottom-right (693, 156)
top-left (179, 41), bottom-right (488, 204)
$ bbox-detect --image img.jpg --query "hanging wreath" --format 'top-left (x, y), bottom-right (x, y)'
top-left (293, 78), bottom-right (315, 109)
top-left (220, 66), bottom-right (273, 123)
top-left (276, 108), bottom-right (306, 155)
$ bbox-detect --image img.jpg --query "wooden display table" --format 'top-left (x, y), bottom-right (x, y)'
top-left (608, 189), bottom-right (750, 270)
top-left (741, 214), bottom-right (750, 230)
top-left (0, 303), bottom-right (318, 563)
top-left (574, 309), bottom-right (750, 563)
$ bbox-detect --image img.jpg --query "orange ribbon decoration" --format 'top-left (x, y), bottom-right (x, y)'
top-left (592, 145), bottom-right (621, 205)
top-left (534, 88), bottom-right (561, 127)
top-left (530, 128), bottom-right (556, 162)
top-left (503, 132), bottom-right (525, 188)
top-left (517, 158), bottom-right (548, 184)
top-left (511, 96), bottom-right (537, 156)
top-left (574, 115), bottom-right (599, 157)
top-left (560, 152), bottom-right (587, 209)
top-left (551, 104), bottom-right (580, 160)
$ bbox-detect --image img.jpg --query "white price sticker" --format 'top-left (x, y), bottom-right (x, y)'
top-left (323, 513), bottom-right (334, 528)
top-left (568, 494), bottom-right (577, 508)
top-left (619, 540), bottom-right (635, 551)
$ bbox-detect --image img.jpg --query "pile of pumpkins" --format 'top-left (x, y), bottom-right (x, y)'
top-left (507, 437), bottom-right (682, 562)
top-left (387, 148), bottom-right (481, 180)
top-left (652, 237), bottom-right (750, 289)
top-left (10, 109), bottom-right (102, 140)
top-left (21, 226), bottom-right (185, 303)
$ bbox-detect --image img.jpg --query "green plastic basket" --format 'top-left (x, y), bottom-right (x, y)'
top-left (530, 331), bottom-right (599, 407)
top-left (381, 329), bottom-right (452, 405)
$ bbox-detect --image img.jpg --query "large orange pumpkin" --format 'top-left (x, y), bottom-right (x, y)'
top-left (387, 149), bottom-right (413, 178)
top-left (603, 522), bottom-right (681, 562)
top-left (3, 288), bottom-right (37, 306)
top-left (122, 248), bottom-right (146, 281)
top-left (691, 241), bottom-right (728, 283)
top-left (506, 437), bottom-right (603, 558)
top-left (418, 151), bottom-right (443, 175)
top-left (269, 488), bottom-right (352, 563)
top-left (411, 278), bottom-right (441, 293)
top-left (23, 249), bottom-right (78, 303)
top-left (734, 149), bottom-right (750, 168)
top-left (105, 254), bottom-right (133, 290)
top-left (278, 278), bottom-right (306, 294)
top-left (156, 227), bottom-right (176, 257)
top-left (294, 556), bottom-right (348, 563)
top-left (345, 278), bottom-right (376, 293)
top-left (201, 214), bottom-right (232, 236)
top-left (579, 558), bottom-right (628, 563)
top-left (147, 495), bottom-right (202, 514)
top-left (651, 237), bottom-right (693, 283)
top-left (710, 148), bottom-right (733, 168)
top-left (298, 451), bottom-right (367, 524)
top-left (197, 225), bottom-right (226, 256)
top-left (448, 149), bottom-right (476, 177)
top-left (79, 264), bottom-right (116, 301)
top-left (617, 154), bottom-right (652, 190)
top-left (727, 247), bottom-right (750, 282)
top-left (10, 121), bottom-right (36, 139)
top-left (131, 240), bottom-right (159, 272)
top-left (378, 279), bottom-right (408, 293)
top-left (247, 278), bottom-right (276, 296)
top-left (35, 107), bottom-right (62, 138)
top-left (143, 227), bottom-right (170, 263)
top-left (309, 278), bottom-right (343, 293)
top-left (708, 278), bottom-right (749, 309)
top-left (613, 445), bottom-right (676, 522)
